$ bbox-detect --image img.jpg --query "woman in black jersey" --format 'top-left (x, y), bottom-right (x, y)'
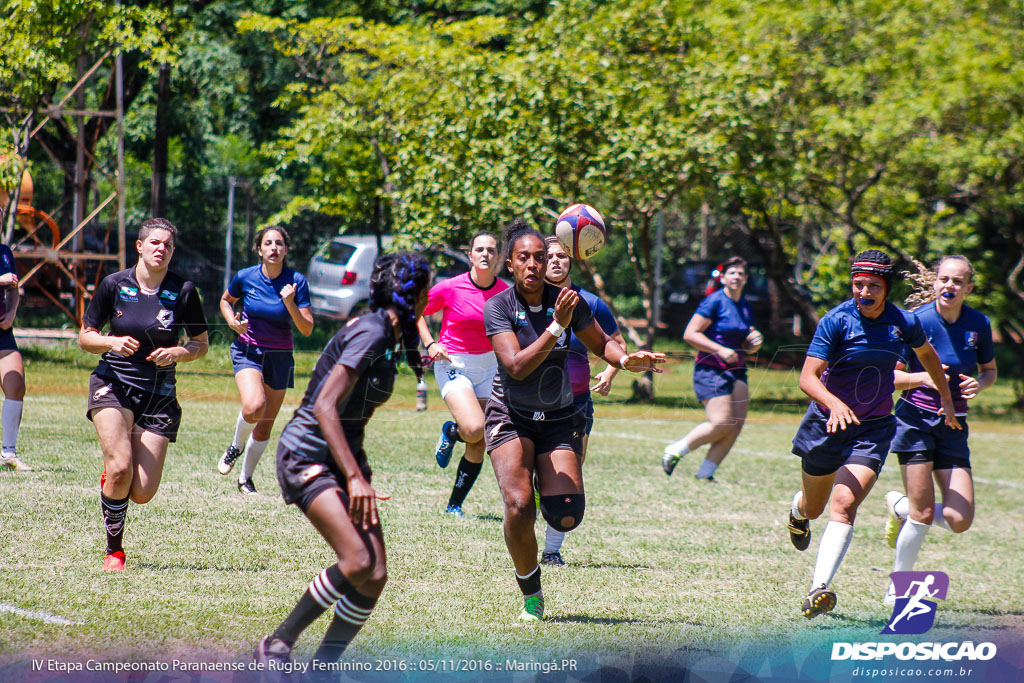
top-left (79, 218), bottom-right (209, 571)
top-left (254, 252), bottom-right (430, 668)
top-left (483, 220), bottom-right (664, 622)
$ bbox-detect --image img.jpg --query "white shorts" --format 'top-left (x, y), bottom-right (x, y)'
top-left (433, 351), bottom-right (497, 400)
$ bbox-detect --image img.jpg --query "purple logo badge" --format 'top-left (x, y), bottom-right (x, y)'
top-left (882, 571), bottom-right (949, 635)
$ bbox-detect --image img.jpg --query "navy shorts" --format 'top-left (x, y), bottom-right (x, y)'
top-left (277, 444), bottom-right (373, 513)
top-left (573, 392), bottom-right (595, 436)
top-left (230, 340), bottom-right (295, 391)
top-left (892, 400), bottom-right (971, 470)
top-left (0, 328), bottom-right (18, 352)
top-left (693, 363), bottom-right (747, 403)
top-left (792, 403), bottom-right (895, 476)
top-left (484, 399), bottom-right (585, 456)
top-left (86, 372), bottom-right (182, 442)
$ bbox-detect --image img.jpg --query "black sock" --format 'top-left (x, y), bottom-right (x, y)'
top-left (271, 565), bottom-right (352, 647)
top-left (447, 457), bottom-right (483, 508)
top-left (515, 565), bottom-right (542, 597)
top-left (100, 494), bottom-right (129, 555)
top-left (446, 422), bottom-right (464, 443)
top-left (313, 589), bottom-right (378, 663)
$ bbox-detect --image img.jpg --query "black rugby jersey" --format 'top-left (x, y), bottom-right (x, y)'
top-left (83, 268), bottom-right (208, 395)
top-left (483, 283), bottom-right (594, 413)
top-left (278, 310), bottom-right (399, 461)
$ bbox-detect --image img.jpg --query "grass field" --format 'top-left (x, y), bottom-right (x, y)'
top-left (1, 341), bottom-right (1022, 675)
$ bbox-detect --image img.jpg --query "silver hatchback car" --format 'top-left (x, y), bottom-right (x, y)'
top-left (306, 235), bottom-right (394, 320)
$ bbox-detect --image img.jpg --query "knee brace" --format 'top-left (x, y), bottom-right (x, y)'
top-left (539, 494), bottom-right (585, 532)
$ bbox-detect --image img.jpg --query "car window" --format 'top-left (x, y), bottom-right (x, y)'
top-left (315, 241), bottom-right (357, 265)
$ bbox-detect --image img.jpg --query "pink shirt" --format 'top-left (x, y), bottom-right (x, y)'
top-left (425, 272), bottom-right (509, 354)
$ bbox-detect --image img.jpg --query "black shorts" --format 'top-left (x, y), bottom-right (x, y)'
top-left (277, 444), bottom-right (373, 513)
top-left (892, 400), bottom-right (971, 470)
top-left (0, 328), bottom-right (18, 352)
top-left (86, 372), bottom-right (182, 441)
top-left (484, 399), bottom-right (585, 455)
top-left (791, 403), bottom-right (895, 477)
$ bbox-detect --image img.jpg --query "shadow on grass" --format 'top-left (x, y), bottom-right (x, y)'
top-left (572, 562), bottom-right (654, 571)
top-left (474, 513), bottom-right (503, 523)
top-left (547, 615), bottom-right (705, 627)
top-left (133, 561), bottom-right (273, 572)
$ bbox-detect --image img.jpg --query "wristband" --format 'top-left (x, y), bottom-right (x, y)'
top-left (546, 321), bottom-right (566, 338)
top-left (426, 341), bottom-right (437, 350)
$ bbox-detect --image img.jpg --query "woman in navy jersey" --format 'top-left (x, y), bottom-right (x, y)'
top-left (483, 220), bottom-right (663, 622)
top-left (79, 218), bottom-right (209, 571)
top-left (881, 255), bottom-right (996, 604)
top-left (784, 250), bottom-right (958, 618)
top-left (216, 226), bottom-right (313, 495)
top-left (539, 236), bottom-right (624, 566)
top-left (254, 253), bottom-right (430, 669)
top-left (662, 257), bottom-right (763, 482)
top-left (0, 244), bottom-right (29, 471)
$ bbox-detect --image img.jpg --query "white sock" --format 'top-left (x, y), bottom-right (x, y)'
top-left (695, 459), bottom-right (718, 479)
top-left (544, 525), bottom-right (566, 553)
top-left (665, 437), bottom-right (690, 456)
top-left (2, 399), bottom-right (22, 451)
top-left (894, 518), bottom-right (930, 572)
top-left (239, 437), bottom-right (270, 482)
top-left (932, 503), bottom-right (953, 531)
top-left (791, 491), bottom-right (807, 520)
top-left (893, 495), bottom-right (910, 519)
top-left (811, 521), bottom-right (853, 589)
top-left (231, 412), bottom-right (256, 451)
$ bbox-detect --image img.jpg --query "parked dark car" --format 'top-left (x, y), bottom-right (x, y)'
top-left (660, 260), bottom-right (775, 337)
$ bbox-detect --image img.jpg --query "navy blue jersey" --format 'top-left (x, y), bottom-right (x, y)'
top-left (83, 268), bottom-right (208, 395)
top-left (228, 265), bottom-right (310, 350)
top-left (484, 283), bottom-right (594, 412)
top-left (902, 303), bottom-right (994, 415)
top-left (0, 244), bottom-right (15, 318)
top-left (693, 288), bottom-right (754, 370)
top-left (278, 311), bottom-right (399, 461)
top-left (806, 299), bottom-right (925, 420)
top-left (567, 286), bottom-right (617, 396)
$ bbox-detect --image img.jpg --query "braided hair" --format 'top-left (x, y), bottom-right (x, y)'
top-left (368, 252), bottom-right (432, 379)
top-left (850, 249), bottom-right (895, 293)
top-left (905, 255), bottom-right (975, 309)
top-left (502, 218), bottom-right (544, 262)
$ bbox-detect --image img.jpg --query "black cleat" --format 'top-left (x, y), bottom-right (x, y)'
top-left (788, 511), bottom-right (811, 551)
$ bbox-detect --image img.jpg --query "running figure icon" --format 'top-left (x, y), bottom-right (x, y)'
top-left (882, 570), bottom-right (949, 635)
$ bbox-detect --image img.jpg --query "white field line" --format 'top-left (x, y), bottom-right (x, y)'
top-left (974, 476), bottom-right (1024, 490)
top-left (0, 602), bottom-right (82, 626)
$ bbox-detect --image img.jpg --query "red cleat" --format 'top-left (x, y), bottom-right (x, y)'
top-left (103, 551), bottom-right (126, 572)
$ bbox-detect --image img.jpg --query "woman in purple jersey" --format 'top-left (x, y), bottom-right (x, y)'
top-left (217, 226), bottom-right (313, 495)
top-left (254, 253), bottom-right (430, 669)
top-left (881, 256), bottom-right (997, 604)
top-left (784, 250), bottom-right (958, 618)
top-left (662, 257), bottom-right (763, 482)
top-left (0, 244), bottom-right (29, 471)
top-left (80, 218), bottom-right (209, 571)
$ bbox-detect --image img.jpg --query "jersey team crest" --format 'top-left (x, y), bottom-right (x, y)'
top-left (888, 325), bottom-right (903, 341)
top-left (964, 331), bottom-right (978, 349)
top-left (881, 571), bottom-right (949, 635)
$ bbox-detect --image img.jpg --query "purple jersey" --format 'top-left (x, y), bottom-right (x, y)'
top-left (228, 265), bottom-right (310, 350)
top-left (692, 288), bottom-right (754, 370)
top-left (806, 299), bottom-right (925, 420)
top-left (902, 303), bottom-right (993, 415)
top-left (567, 286), bottom-right (618, 396)
top-left (0, 245), bottom-right (14, 319)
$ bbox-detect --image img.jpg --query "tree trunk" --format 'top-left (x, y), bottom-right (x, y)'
top-left (151, 62), bottom-right (171, 218)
